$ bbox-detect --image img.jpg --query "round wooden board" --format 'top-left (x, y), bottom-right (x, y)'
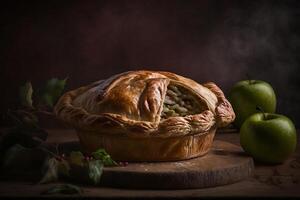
top-left (100, 140), bottom-right (254, 189)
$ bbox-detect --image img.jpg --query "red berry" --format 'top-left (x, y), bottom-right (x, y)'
top-left (61, 154), bottom-right (66, 160)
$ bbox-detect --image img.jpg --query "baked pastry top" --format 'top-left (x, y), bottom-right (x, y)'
top-left (55, 70), bottom-right (235, 138)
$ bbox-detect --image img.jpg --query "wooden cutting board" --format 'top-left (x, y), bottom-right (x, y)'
top-left (99, 140), bottom-right (254, 189)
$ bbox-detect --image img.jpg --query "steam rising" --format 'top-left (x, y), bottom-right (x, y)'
top-left (207, 1), bottom-right (300, 121)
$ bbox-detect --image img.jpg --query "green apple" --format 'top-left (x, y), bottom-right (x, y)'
top-left (240, 113), bottom-right (297, 164)
top-left (229, 80), bottom-right (276, 128)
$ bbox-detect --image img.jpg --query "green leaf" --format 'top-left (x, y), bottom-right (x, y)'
top-left (68, 159), bottom-right (103, 185)
top-left (91, 149), bottom-right (118, 166)
top-left (1, 144), bottom-right (26, 168)
top-left (41, 184), bottom-right (82, 195)
top-left (40, 78), bottom-right (67, 107)
top-left (39, 157), bottom-right (59, 184)
top-left (19, 82), bottom-right (34, 108)
top-left (69, 151), bottom-right (84, 166)
top-left (88, 160), bottom-right (103, 185)
top-left (39, 156), bottom-right (70, 184)
top-left (41, 94), bottom-right (53, 108)
top-left (38, 151), bottom-right (104, 185)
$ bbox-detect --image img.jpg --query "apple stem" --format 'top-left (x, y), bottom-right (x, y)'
top-left (246, 73), bottom-right (252, 84)
top-left (256, 106), bottom-right (267, 120)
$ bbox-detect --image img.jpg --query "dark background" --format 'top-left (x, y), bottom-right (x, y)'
top-left (1, 0), bottom-right (300, 127)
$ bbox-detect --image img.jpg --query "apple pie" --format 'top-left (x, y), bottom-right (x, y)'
top-left (55, 70), bottom-right (235, 161)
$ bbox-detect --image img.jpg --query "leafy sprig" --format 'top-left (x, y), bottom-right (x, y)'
top-left (0, 78), bottom-right (67, 155)
top-left (0, 77), bottom-right (120, 194)
top-left (19, 82), bottom-right (34, 109)
top-left (39, 148), bottom-right (117, 185)
top-left (38, 78), bottom-right (68, 107)
top-left (91, 149), bottom-right (118, 166)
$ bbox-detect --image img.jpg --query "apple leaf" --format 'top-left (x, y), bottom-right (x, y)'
top-left (19, 82), bottom-right (34, 108)
top-left (68, 158), bottom-right (103, 185)
top-left (88, 160), bottom-right (103, 185)
top-left (39, 155), bottom-right (75, 184)
top-left (69, 151), bottom-right (84, 166)
top-left (41, 184), bottom-right (82, 195)
top-left (40, 78), bottom-right (67, 107)
top-left (39, 157), bottom-right (60, 184)
top-left (91, 148), bottom-right (118, 166)
top-left (39, 151), bottom-right (105, 185)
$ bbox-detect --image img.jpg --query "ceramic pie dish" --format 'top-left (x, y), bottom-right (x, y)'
top-left (54, 70), bottom-right (235, 161)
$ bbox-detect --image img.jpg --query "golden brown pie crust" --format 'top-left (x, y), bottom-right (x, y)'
top-left (55, 70), bottom-right (235, 161)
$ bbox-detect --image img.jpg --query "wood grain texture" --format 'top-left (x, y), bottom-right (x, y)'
top-left (100, 140), bottom-right (254, 189)
top-left (44, 136), bottom-right (254, 189)
top-left (1, 129), bottom-right (300, 197)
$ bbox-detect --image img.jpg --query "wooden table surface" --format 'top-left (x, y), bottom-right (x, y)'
top-left (0, 129), bottom-right (300, 198)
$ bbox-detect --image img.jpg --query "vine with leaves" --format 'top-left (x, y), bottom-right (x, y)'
top-left (0, 78), bottom-right (118, 195)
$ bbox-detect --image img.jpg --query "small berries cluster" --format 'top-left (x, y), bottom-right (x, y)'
top-left (55, 154), bottom-right (66, 161)
top-left (53, 152), bottom-right (130, 167)
top-left (83, 155), bottom-right (94, 161)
